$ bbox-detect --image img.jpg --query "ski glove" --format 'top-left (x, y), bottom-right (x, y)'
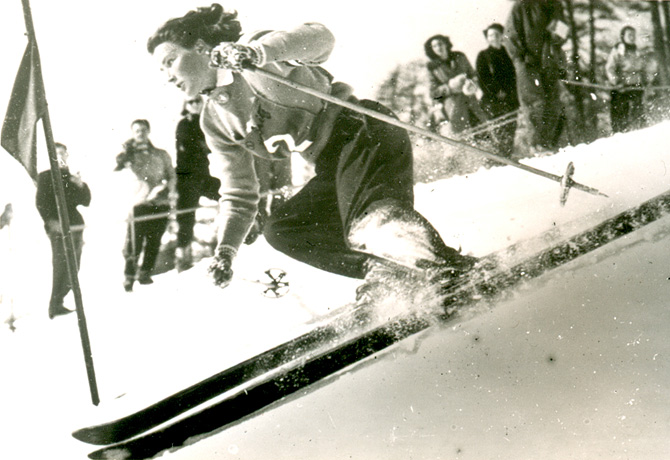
top-left (210, 43), bottom-right (264, 71)
top-left (462, 78), bottom-right (478, 97)
top-left (208, 245), bottom-right (236, 288)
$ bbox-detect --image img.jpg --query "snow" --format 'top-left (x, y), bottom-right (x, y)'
top-left (2, 119), bottom-right (670, 459)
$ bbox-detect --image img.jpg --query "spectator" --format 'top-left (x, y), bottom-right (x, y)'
top-left (175, 96), bottom-right (221, 271)
top-left (476, 22), bottom-right (519, 156)
top-left (0, 203), bottom-right (12, 229)
top-left (605, 25), bottom-right (647, 134)
top-left (424, 34), bottom-right (488, 135)
top-left (147, 5), bottom-right (477, 305)
top-left (504, 0), bottom-right (568, 153)
top-left (35, 143), bottom-right (91, 319)
top-left (115, 119), bottom-right (176, 292)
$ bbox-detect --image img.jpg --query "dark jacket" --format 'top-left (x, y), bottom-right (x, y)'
top-left (504, 0), bottom-right (566, 78)
top-left (175, 113), bottom-right (221, 201)
top-left (176, 114), bottom-right (211, 177)
top-left (36, 168), bottom-right (91, 229)
top-left (426, 51), bottom-right (478, 101)
top-left (476, 46), bottom-right (519, 116)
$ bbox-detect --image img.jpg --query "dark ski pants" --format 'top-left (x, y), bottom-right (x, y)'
top-left (263, 100), bottom-right (460, 279)
top-left (610, 89), bottom-right (644, 134)
top-left (514, 61), bottom-right (564, 150)
top-left (48, 230), bottom-right (83, 308)
top-left (123, 202), bottom-right (169, 278)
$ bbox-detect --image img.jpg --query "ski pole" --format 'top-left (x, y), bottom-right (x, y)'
top-left (245, 65), bottom-right (608, 201)
top-left (562, 79), bottom-right (670, 93)
top-left (462, 110), bottom-right (518, 138)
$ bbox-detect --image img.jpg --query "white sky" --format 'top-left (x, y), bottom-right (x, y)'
top-left (0, 0), bottom-right (512, 178)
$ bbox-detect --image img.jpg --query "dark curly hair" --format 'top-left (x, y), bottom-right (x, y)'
top-left (147, 4), bottom-right (242, 54)
top-left (424, 34), bottom-right (453, 61)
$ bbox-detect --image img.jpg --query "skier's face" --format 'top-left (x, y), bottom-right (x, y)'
top-left (431, 39), bottom-right (449, 60)
top-left (153, 40), bottom-right (217, 98)
top-left (486, 29), bottom-right (503, 49)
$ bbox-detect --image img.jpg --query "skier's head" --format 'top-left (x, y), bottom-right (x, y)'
top-left (424, 35), bottom-right (452, 61)
top-left (620, 25), bottom-right (636, 46)
top-left (483, 23), bottom-right (504, 49)
top-left (147, 4), bottom-right (242, 98)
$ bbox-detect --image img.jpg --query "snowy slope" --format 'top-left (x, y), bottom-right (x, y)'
top-left (1, 121), bottom-right (670, 459)
top-left (177, 216), bottom-right (670, 460)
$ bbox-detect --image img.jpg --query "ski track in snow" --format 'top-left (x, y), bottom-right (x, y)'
top-left (1, 121), bottom-right (670, 459)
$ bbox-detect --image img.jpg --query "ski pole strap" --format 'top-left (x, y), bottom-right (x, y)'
top-left (245, 65), bottom-right (608, 199)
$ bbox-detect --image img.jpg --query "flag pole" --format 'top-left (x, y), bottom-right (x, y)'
top-left (19, 0), bottom-right (100, 406)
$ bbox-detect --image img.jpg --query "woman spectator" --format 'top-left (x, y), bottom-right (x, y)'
top-left (424, 34), bottom-right (488, 135)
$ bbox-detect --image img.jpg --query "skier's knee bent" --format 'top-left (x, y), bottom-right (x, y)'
top-left (347, 200), bottom-right (471, 269)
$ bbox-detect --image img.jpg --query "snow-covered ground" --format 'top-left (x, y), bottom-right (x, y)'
top-left (1, 121), bottom-right (670, 459)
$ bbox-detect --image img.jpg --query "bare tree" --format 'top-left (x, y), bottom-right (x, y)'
top-left (649, 0), bottom-right (669, 84)
top-left (588, 0), bottom-right (597, 83)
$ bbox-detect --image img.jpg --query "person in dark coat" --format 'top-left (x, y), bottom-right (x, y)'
top-left (504, 0), bottom-right (568, 153)
top-left (476, 23), bottom-right (519, 156)
top-left (174, 96), bottom-right (221, 271)
top-left (35, 143), bottom-right (91, 319)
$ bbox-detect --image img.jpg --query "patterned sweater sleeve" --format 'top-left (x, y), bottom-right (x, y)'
top-left (201, 108), bottom-right (260, 252)
top-left (244, 23), bottom-right (335, 68)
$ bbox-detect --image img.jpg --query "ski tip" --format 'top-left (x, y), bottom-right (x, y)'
top-left (88, 446), bottom-right (131, 460)
top-left (72, 426), bottom-right (111, 446)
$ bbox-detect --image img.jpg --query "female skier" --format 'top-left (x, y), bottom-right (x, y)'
top-left (147, 4), bottom-right (475, 304)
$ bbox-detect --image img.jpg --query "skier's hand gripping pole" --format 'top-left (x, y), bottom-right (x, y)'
top-left (229, 62), bottom-right (608, 205)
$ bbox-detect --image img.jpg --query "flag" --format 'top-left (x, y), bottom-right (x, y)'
top-left (1, 42), bottom-right (47, 181)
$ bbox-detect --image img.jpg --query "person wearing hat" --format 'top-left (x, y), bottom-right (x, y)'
top-left (476, 23), bottom-right (519, 156)
top-left (605, 25), bottom-right (648, 134)
top-left (424, 34), bottom-right (488, 135)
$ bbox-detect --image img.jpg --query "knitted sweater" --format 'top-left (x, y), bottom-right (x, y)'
top-left (200, 22), bottom-right (353, 251)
